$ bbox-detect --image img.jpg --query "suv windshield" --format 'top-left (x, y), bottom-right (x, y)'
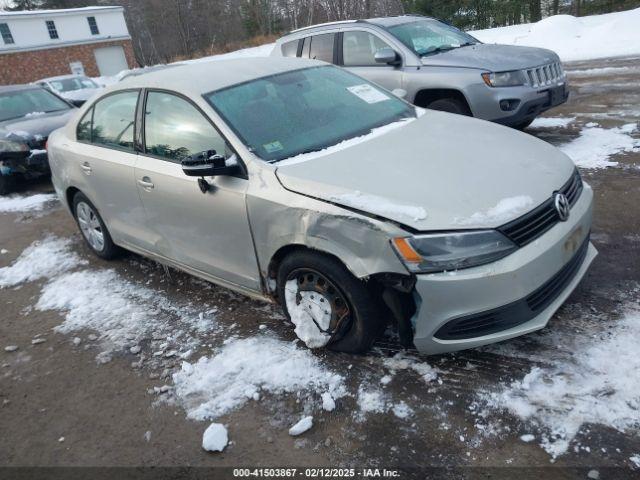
top-left (389, 20), bottom-right (478, 57)
top-left (49, 77), bottom-right (98, 93)
top-left (206, 66), bottom-right (415, 162)
top-left (0, 88), bottom-right (71, 122)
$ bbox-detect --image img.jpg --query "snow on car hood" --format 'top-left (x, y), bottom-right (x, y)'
top-left (0, 109), bottom-right (75, 142)
top-left (420, 43), bottom-right (559, 71)
top-left (274, 110), bottom-right (575, 231)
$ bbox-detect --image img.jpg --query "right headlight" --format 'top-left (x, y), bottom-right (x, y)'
top-left (392, 230), bottom-right (517, 274)
top-left (481, 70), bottom-right (528, 87)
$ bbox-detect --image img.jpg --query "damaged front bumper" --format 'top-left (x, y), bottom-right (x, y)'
top-left (0, 150), bottom-right (49, 177)
top-left (408, 184), bottom-right (596, 355)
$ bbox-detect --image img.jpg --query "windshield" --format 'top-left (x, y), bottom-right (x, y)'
top-left (206, 66), bottom-right (415, 162)
top-left (49, 77), bottom-right (98, 92)
top-left (0, 88), bottom-right (71, 122)
top-left (389, 20), bottom-right (478, 57)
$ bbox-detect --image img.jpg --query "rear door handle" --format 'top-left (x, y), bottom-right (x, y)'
top-left (137, 177), bottom-right (154, 189)
top-left (81, 162), bottom-right (92, 175)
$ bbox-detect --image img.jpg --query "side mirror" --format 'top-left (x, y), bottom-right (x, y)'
top-left (181, 150), bottom-right (240, 177)
top-left (375, 47), bottom-right (401, 66)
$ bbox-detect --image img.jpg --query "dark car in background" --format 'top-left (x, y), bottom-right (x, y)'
top-left (0, 85), bottom-right (76, 195)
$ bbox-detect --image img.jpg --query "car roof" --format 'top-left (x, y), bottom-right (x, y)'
top-left (115, 57), bottom-right (326, 96)
top-left (0, 84), bottom-right (44, 94)
top-left (281, 15), bottom-right (435, 38)
top-left (38, 74), bottom-right (90, 82)
top-left (365, 15), bottom-right (435, 27)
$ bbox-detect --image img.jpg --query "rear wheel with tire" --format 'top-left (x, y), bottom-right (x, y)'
top-left (277, 250), bottom-right (386, 353)
top-left (73, 192), bottom-right (120, 259)
top-left (426, 98), bottom-right (470, 116)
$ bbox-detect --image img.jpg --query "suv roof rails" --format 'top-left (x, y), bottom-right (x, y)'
top-left (286, 19), bottom-right (364, 36)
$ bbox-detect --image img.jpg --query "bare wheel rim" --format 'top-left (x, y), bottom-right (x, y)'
top-left (286, 267), bottom-right (352, 339)
top-left (76, 201), bottom-right (104, 252)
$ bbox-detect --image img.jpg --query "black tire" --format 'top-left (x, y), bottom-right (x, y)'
top-left (426, 97), bottom-right (470, 115)
top-left (277, 250), bottom-right (386, 353)
top-left (72, 192), bottom-right (120, 260)
top-left (0, 174), bottom-right (16, 195)
top-left (514, 118), bottom-right (535, 130)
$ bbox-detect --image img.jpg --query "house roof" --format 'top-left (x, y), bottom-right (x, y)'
top-left (0, 6), bottom-right (123, 19)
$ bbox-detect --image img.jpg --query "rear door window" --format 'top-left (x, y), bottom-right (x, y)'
top-left (143, 91), bottom-right (230, 163)
top-left (91, 90), bottom-right (138, 151)
top-left (342, 31), bottom-right (392, 66)
top-left (305, 33), bottom-right (335, 63)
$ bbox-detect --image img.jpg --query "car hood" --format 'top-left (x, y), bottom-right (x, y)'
top-left (420, 43), bottom-right (559, 71)
top-left (60, 87), bottom-right (102, 102)
top-left (274, 111), bottom-right (575, 231)
top-left (0, 109), bottom-right (75, 143)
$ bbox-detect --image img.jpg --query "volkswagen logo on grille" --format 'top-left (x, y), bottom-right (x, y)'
top-left (554, 193), bottom-right (570, 221)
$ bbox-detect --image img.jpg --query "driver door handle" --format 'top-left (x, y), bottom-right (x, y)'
top-left (137, 177), bottom-right (154, 189)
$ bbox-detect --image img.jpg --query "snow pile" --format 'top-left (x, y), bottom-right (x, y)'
top-left (471, 8), bottom-right (640, 62)
top-left (0, 237), bottom-right (86, 288)
top-left (0, 193), bottom-right (58, 213)
top-left (289, 416), bottom-right (313, 436)
top-left (36, 268), bottom-right (214, 356)
top-left (631, 455), bottom-right (640, 468)
top-left (560, 123), bottom-right (639, 169)
top-left (284, 280), bottom-right (332, 349)
top-left (567, 66), bottom-right (640, 77)
top-left (187, 43), bottom-right (275, 64)
top-left (482, 307), bottom-right (640, 458)
top-left (202, 423), bottom-right (228, 452)
top-left (456, 196), bottom-right (534, 226)
top-left (357, 387), bottom-right (387, 414)
top-left (382, 352), bottom-right (438, 383)
top-left (329, 190), bottom-right (427, 222)
top-left (172, 336), bottom-right (346, 420)
top-left (529, 117), bottom-right (575, 129)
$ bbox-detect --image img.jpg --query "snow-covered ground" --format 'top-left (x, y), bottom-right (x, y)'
top-left (471, 8), bottom-right (640, 62)
top-left (479, 304), bottom-right (640, 459)
top-left (560, 123), bottom-right (639, 169)
top-left (0, 193), bottom-right (57, 214)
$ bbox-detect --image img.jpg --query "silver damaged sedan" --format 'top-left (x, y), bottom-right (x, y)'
top-left (47, 57), bottom-right (597, 355)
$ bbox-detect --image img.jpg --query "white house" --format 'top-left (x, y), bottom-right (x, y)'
top-left (0, 6), bottom-right (136, 85)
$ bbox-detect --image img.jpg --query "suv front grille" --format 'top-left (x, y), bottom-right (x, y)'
top-left (526, 62), bottom-right (565, 88)
top-left (499, 169), bottom-right (583, 247)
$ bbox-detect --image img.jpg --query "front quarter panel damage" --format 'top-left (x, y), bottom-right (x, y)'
top-left (245, 168), bottom-right (410, 293)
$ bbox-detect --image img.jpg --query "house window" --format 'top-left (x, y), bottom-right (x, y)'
top-left (46, 20), bottom-right (59, 39)
top-left (0, 23), bottom-right (14, 44)
top-left (87, 16), bottom-right (99, 35)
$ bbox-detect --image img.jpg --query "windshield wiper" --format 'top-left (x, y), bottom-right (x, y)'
top-left (419, 45), bottom-right (456, 57)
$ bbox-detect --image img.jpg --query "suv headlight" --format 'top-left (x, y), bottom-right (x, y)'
top-left (0, 139), bottom-right (29, 154)
top-left (392, 230), bottom-right (517, 274)
top-left (482, 70), bottom-right (527, 87)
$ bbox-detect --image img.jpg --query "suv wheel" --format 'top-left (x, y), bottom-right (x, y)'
top-left (277, 250), bottom-right (386, 353)
top-left (426, 98), bottom-right (470, 115)
top-left (0, 174), bottom-right (15, 196)
top-left (73, 192), bottom-right (119, 259)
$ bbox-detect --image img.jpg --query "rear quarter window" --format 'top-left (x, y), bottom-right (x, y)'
top-left (281, 40), bottom-right (299, 57)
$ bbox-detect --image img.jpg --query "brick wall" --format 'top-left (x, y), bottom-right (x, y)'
top-left (0, 39), bottom-right (137, 85)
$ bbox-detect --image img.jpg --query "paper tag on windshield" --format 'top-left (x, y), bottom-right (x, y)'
top-left (347, 84), bottom-right (390, 104)
top-left (263, 141), bottom-right (283, 153)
